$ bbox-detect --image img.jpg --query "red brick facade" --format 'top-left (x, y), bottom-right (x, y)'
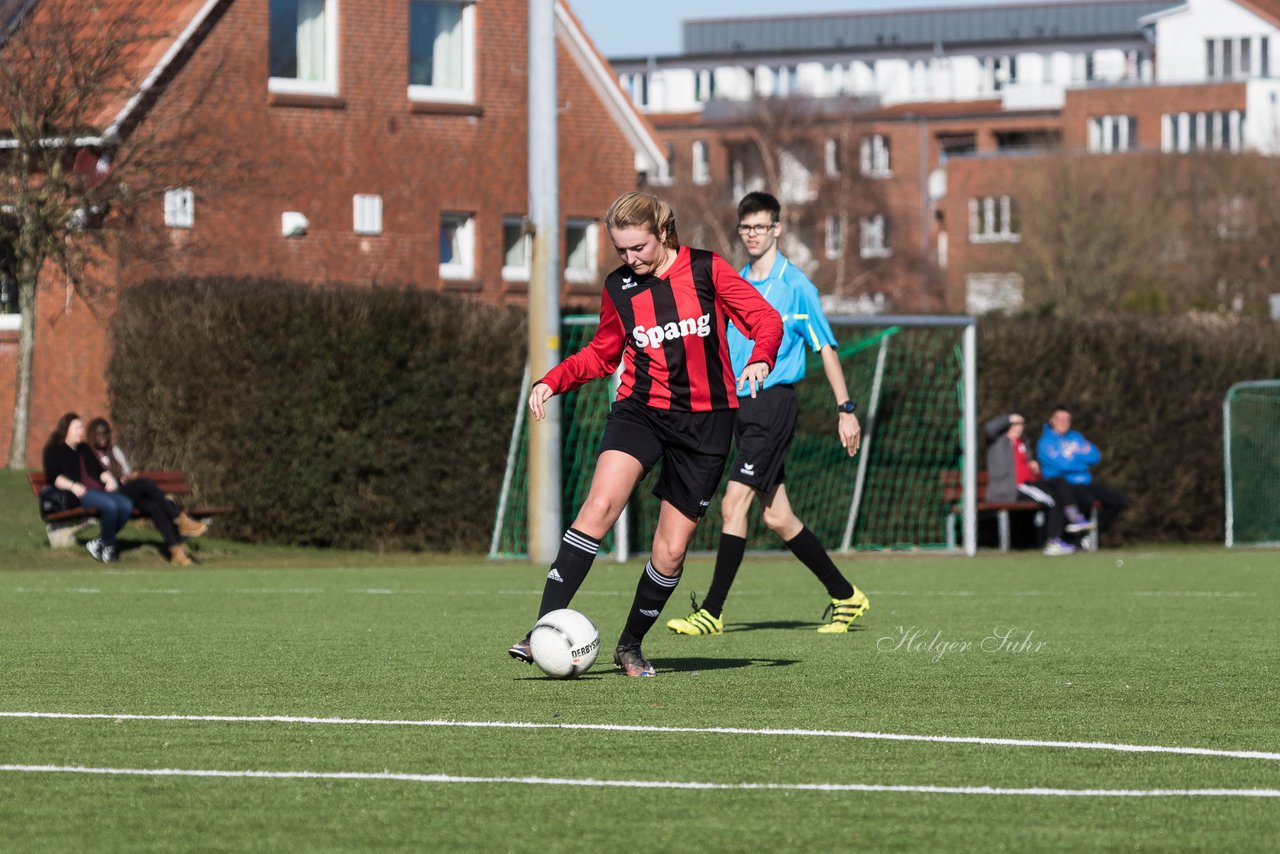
top-left (1, 0), bottom-right (654, 464)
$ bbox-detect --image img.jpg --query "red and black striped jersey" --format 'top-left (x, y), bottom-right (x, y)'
top-left (539, 246), bottom-right (782, 412)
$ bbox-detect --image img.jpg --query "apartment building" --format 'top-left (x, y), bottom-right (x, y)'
top-left (611, 0), bottom-right (1280, 314)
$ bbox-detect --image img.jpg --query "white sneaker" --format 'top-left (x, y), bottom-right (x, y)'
top-left (85, 538), bottom-right (104, 561)
top-left (1043, 538), bottom-right (1077, 556)
top-left (1064, 507), bottom-right (1097, 534)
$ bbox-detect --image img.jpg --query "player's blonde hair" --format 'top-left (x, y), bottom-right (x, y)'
top-left (605, 192), bottom-right (680, 250)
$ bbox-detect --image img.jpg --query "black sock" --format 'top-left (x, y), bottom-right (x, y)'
top-left (617, 560), bottom-right (681, 648)
top-left (700, 533), bottom-right (747, 618)
top-left (785, 526), bottom-right (854, 600)
top-left (536, 528), bottom-right (600, 619)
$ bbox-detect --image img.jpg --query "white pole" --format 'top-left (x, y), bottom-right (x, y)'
top-left (611, 366), bottom-right (629, 562)
top-left (1223, 387), bottom-right (1235, 548)
top-left (489, 362), bottom-right (532, 558)
top-left (527, 0), bottom-right (562, 565)
top-left (841, 335), bottom-right (890, 552)
top-left (962, 321), bottom-right (978, 557)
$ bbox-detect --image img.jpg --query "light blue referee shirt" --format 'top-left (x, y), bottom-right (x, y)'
top-left (728, 254), bottom-right (837, 395)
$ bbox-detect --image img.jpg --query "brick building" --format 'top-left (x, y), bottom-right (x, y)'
top-left (0, 0), bottom-right (664, 464)
top-left (609, 0), bottom-right (1280, 315)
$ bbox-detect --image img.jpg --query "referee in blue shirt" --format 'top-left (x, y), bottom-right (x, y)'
top-left (667, 192), bottom-right (870, 636)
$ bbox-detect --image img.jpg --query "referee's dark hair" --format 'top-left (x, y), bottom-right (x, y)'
top-left (737, 191), bottom-right (781, 223)
top-left (605, 191), bottom-right (680, 250)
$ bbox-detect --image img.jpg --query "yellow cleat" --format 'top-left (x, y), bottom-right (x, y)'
top-left (666, 607), bottom-right (724, 636)
top-left (817, 587), bottom-right (870, 633)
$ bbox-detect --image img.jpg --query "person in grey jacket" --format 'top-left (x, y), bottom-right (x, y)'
top-left (984, 412), bottom-right (1094, 555)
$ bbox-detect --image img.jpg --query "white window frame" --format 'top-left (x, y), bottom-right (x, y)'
top-left (824, 214), bottom-right (844, 259)
top-left (691, 140), bottom-right (710, 185)
top-left (968, 196), bottom-right (1020, 243)
top-left (1087, 115), bottom-right (1136, 153)
top-left (564, 220), bottom-right (599, 285)
top-left (694, 68), bottom-right (715, 103)
top-left (268, 0), bottom-right (340, 96)
top-left (0, 270), bottom-right (19, 327)
top-left (860, 134), bottom-right (891, 178)
top-left (353, 194), bottom-right (383, 235)
top-left (408, 1), bottom-right (476, 105)
top-left (965, 273), bottom-right (1024, 315)
top-left (163, 188), bottom-right (195, 229)
top-left (859, 214), bottom-right (891, 259)
top-left (1161, 110), bottom-right (1245, 153)
top-left (824, 137), bottom-right (840, 177)
top-left (439, 212), bottom-right (475, 280)
top-left (502, 216), bottom-right (531, 281)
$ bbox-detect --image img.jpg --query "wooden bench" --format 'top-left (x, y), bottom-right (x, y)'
top-left (27, 470), bottom-right (231, 548)
top-left (941, 471), bottom-right (1098, 552)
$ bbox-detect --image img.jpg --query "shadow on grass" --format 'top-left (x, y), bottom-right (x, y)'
top-left (727, 620), bottom-right (869, 633)
top-left (657, 656), bottom-right (800, 673)
top-left (512, 656), bottom-right (801, 681)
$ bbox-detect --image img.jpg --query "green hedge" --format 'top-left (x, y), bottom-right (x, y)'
top-left (108, 286), bottom-right (1278, 549)
top-left (108, 278), bottom-right (526, 550)
top-left (977, 314), bottom-right (1280, 545)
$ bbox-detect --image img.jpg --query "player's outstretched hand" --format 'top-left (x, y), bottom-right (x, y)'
top-left (736, 361), bottom-right (770, 399)
top-left (838, 412), bottom-right (862, 457)
top-left (528, 382), bottom-right (554, 422)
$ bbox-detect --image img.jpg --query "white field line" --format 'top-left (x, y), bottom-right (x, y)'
top-left (7, 587), bottom-right (1257, 599)
top-left (2, 712), bottom-right (1278, 763)
top-left (0, 764), bottom-right (1276, 797)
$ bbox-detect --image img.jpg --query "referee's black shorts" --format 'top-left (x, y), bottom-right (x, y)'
top-left (598, 396), bottom-right (735, 520)
top-left (727, 384), bottom-right (798, 493)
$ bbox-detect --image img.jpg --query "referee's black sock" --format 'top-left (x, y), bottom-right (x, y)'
top-left (785, 526), bottom-right (855, 600)
top-left (700, 533), bottom-right (747, 619)
top-left (617, 560), bottom-right (681, 648)
top-left (536, 528), bottom-right (600, 619)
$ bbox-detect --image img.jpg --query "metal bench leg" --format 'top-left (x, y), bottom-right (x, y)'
top-left (997, 510), bottom-right (1011, 552)
top-left (1082, 508), bottom-right (1100, 551)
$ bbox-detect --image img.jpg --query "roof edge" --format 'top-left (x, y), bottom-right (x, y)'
top-left (555, 0), bottom-right (667, 176)
top-left (106, 0), bottom-right (229, 139)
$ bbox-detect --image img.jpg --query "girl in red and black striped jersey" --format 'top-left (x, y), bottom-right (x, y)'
top-left (511, 192), bottom-right (783, 677)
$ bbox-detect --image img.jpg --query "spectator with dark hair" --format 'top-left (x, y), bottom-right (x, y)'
top-left (42, 412), bottom-right (132, 563)
top-left (86, 417), bottom-right (206, 566)
top-left (1037, 406), bottom-right (1129, 536)
top-left (666, 190), bottom-right (870, 636)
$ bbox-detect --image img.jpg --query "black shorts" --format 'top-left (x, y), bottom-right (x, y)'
top-left (728, 384), bottom-right (798, 493)
top-left (599, 396), bottom-right (736, 520)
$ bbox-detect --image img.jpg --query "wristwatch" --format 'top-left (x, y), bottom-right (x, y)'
top-left (836, 401), bottom-right (857, 414)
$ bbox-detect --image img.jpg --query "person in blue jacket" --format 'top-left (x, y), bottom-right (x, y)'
top-left (1036, 405), bottom-right (1129, 534)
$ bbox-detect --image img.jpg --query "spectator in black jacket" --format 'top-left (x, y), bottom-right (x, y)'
top-left (86, 417), bottom-right (205, 565)
top-left (42, 412), bottom-right (133, 562)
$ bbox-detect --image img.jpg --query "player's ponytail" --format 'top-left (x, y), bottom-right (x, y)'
top-left (605, 191), bottom-right (681, 250)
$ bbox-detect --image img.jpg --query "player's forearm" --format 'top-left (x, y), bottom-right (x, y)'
top-left (820, 346), bottom-right (850, 405)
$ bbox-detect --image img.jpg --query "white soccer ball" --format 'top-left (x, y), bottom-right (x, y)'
top-left (529, 608), bottom-right (600, 679)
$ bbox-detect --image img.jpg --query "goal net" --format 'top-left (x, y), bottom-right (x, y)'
top-left (1224, 380), bottom-right (1280, 548)
top-left (491, 315), bottom-right (976, 559)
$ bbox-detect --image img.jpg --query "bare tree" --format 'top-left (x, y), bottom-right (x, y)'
top-left (1003, 152), bottom-right (1181, 317)
top-left (1006, 150), bottom-right (1280, 318)
top-left (1, 0), bottom-right (255, 467)
top-left (658, 95), bottom-right (923, 306)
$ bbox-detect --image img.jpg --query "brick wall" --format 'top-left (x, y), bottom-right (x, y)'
top-left (1, 0), bottom-right (644, 464)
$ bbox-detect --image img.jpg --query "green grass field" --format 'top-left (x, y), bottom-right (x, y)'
top-left (1, 473), bottom-right (1278, 851)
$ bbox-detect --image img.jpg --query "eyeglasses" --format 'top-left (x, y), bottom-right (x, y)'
top-left (736, 223), bottom-right (777, 236)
